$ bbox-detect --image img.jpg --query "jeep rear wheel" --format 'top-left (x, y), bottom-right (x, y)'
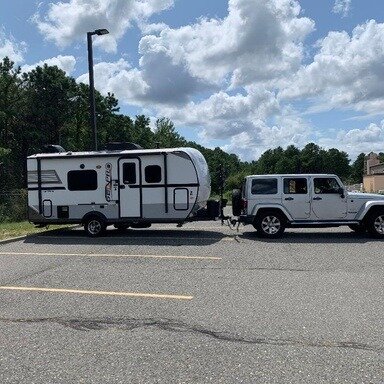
top-left (367, 211), bottom-right (384, 238)
top-left (254, 211), bottom-right (285, 238)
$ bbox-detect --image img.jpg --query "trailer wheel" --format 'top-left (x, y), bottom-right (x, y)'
top-left (84, 216), bottom-right (106, 237)
top-left (366, 209), bottom-right (384, 238)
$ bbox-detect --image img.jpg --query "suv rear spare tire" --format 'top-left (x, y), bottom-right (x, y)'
top-left (232, 189), bottom-right (242, 216)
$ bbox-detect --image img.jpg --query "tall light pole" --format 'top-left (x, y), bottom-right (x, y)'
top-left (87, 28), bottom-right (109, 151)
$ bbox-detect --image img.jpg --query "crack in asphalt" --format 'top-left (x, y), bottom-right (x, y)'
top-left (0, 262), bottom-right (67, 287)
top-left (0, 316), bottom-right (381, 353)
top-left (171, 267), bottom-right (311, 272)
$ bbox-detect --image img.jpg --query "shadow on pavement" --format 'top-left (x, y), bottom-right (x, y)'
top-left (240, 230), bottom-right (375, 244)
top-left (23, 227), bottom-right (230, 246)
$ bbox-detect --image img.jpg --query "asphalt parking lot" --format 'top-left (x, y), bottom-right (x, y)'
top-left (0, 221), bottom-right (383, 384)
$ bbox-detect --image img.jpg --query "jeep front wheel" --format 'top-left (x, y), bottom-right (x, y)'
top-left (367, 211), bottom-right (384, 238)
top-left (254, 211), bottom-right (285, 238)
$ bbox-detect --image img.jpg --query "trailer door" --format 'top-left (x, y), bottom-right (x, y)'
top-left (119, 159), bottom-right (141, 218)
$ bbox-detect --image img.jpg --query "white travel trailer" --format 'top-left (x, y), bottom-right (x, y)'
top-left (27, 145), bottom-right (212, 236)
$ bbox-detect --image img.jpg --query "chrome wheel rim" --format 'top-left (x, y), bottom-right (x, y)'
top-left (261, 216), bottom-right (281, 235)
top-left (88, 220), bottom-right (102, 235)
top-left (373, 215), bottom-right (384, 235)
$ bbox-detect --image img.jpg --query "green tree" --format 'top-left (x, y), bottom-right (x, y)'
top-left (275, 145), bottom-right (301, 173)
top-left (300, 143), bottom-right (325, 173)
top-left (154, 117), bottom-right (187, 148)
top-left (323, 148), bottom-right (350, 180)
top-left (131, 115), bottom-right (154, 148)
top-left (350, 153), bottom-right (366, 183)
top-left (21, 64), bottom-right (77, 149)
top-left (0, 57), bottom-right (25, 189)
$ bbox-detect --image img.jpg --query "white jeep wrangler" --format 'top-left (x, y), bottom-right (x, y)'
top-left (232, 174), bottom-right (384, 238)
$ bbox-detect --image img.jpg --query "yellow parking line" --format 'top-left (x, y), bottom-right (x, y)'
top-left (0, 252), bottom-right (221, 261)
top-left (0, 286), bottom-right (193, 300)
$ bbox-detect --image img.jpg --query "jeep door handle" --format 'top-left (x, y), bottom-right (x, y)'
top-left (284, 197), bottom-right (294, 201)
top-left (313, 197), bottom-right (322, 201)
top-left (119, 185), bottom-right (126, 189)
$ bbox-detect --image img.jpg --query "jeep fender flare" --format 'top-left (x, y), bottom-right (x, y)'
top-left (250, 204), bottom-right (293, 223)
top-left (356, 201), bottom-right (384, 221)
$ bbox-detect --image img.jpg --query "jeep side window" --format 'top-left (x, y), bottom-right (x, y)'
top-left (251, 178), bottom-right (278, 195)
top-left (283, 178), bottom-right (308, 194)
top-left (314, 178), bottom-right (340, 194)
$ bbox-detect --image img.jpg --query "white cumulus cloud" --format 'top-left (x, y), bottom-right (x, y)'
top-left (319, 120), bottom-right (384, 159)
top-left (280, 20), bottom-right (384, 115)
top-left (138, 0), bottom-right (314, 89)
top-left (77, 58), bottom-right (149, 101)
top-left (33, 0), bottom-right (175, 53)
top-left (332, 0), bottom-right (351, 18)
top-left (81, 0), bottom-right (314, 107)
top-left (21, 55), bottom-right (76, 75)
top-left (0, 29), bottom-right (26, 64)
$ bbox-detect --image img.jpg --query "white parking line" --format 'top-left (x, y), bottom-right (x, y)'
top-left (0, 286), bottom-right (193, 300)
top-left (0, 251), bottom-right (221, 260)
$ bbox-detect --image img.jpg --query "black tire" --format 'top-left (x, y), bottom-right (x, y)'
top-left (130, 222), bottom-right (151, 229)
top-left (366, 210), bottom-right (384, 238)
top-left (348, 224), bottom-right (366, 234)
top-left (114, 224), bottom-right (130, 231)
top-left (84, 216), bottom-right (106, 237)
top-left (254, 210), bottom-right (286, 238)
top-left (232, 189), bottom-right (242, 216)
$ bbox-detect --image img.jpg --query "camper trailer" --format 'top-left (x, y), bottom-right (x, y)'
top-left (27, 145), bottom-right (212, 236)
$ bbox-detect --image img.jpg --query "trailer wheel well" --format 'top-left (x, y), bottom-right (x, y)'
top-left (81, 211), bottom-right (107, 225)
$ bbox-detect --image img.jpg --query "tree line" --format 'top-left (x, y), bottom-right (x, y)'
top-left (0, 56), bottom-right (381, 209)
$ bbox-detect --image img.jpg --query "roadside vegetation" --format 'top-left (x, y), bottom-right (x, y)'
top-left (0, 221), bottom-right (74, 241)
top-left (1, 56), bottom-right (383, 225)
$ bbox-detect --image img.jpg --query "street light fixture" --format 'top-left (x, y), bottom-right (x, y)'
top-left (87, 28), bottom-right (109, 151)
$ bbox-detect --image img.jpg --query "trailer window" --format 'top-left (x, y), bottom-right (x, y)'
top-left (67, 170), bottom-right (98, 191)
top-left (123, 163), bottom-right (137, 184)
top-left (145, 165), bottom-right (162, 183)
top-left (251, 178), bottom-right (277, 195)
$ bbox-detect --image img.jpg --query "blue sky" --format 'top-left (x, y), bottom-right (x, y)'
top-left (1, 0), bottom-right (384, 160)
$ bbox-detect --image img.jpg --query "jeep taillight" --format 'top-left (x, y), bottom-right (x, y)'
top-left (241, 198), bottom-right (247, 210)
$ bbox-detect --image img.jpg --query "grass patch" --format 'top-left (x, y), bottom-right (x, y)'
top-left (0, 221), bottom-right (75, 241)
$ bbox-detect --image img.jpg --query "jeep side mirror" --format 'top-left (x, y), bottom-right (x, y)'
top-left (338, 187), bottom-right (345, 198)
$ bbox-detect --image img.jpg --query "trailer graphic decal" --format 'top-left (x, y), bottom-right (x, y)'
top-left (105, 163), bottom-right (112, 202)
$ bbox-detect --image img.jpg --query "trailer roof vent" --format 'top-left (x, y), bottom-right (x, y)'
top-left (105, 142), bottom-right (143, 151)
top-left (41, 145), bottom-right (66, 153)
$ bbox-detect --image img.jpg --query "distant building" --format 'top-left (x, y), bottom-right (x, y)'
top-left (363, 152), bottom-right (384, 193)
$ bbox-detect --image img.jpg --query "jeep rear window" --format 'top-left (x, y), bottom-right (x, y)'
top-left (251, 178), bottom-right (278, 195)
top-left (283, 178), bottom-right (308, 194)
